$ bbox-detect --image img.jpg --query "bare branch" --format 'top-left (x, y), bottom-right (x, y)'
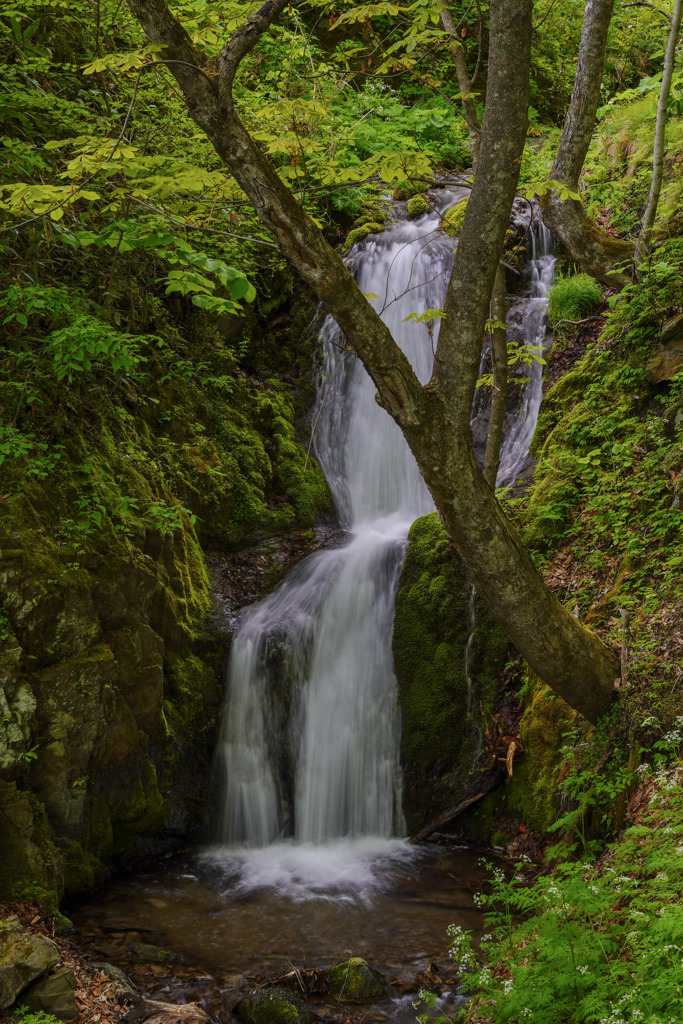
top-left (622, 1), bottom-right (672, 23)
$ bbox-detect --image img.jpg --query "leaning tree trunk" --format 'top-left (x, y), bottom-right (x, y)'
top-left (635, 0), bottom-right (683, 269)
top-left (125, 0), bottom-right (618, 723)
top-left (483, 264), bottom-right (508, 489)
top-left (542, 0), bottom-right (633, 288)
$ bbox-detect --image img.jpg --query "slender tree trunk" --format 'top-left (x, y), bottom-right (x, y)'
top-left (542, 0), bottom-right (633, 288)
top-left (635, 0), bottom-right (683, 269)
top-left (483, 264), bottom-right (508, 489)
top-left (125, 0), bottom-right (618, 722)
top-left (440, 1), bottom-right (481, 168)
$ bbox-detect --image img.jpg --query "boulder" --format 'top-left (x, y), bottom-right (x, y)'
top-left (327, 957), bottom-right (386, 1003)
top-left (0, 917), bottom-right (60, 1009)
top-left (646, 313), bottom-right (683, 384)
top-left (12, 969), bottom-right (78, 1021)
top-left (237, 985), bottom-right (316, 1023)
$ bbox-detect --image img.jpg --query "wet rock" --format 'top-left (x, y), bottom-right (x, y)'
top-left (237, 985), bottom-right (316, 1023)
top-left (0, 916), bottom-right (60, 1009)
top-left (92, 961), bottom-right (139, 998)
top-left (127, 942), bottom-right (181, 965)
top-left (12, 968), bottom-right (78, 1021)
top-left (327, 957), bottom-right (386, 1003)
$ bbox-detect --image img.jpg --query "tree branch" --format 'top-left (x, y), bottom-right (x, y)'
top-left (125, 0), bottom-right (427, 430)
top-left (219, 0), bottom-right (290, 100)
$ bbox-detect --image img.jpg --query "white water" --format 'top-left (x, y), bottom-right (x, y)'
top-left (212, 197), bottom-right (554, 895)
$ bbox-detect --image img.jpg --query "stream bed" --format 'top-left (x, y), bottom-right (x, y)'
top-left (71, 839), bottom-right (491, 1021)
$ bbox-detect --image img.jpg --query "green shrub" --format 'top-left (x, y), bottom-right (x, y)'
top-left (547, 272), bottom-right (603, 329)
top-left (407, 195), bottom-right (430, 219)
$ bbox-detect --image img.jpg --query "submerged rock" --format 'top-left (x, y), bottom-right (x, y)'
top-left (237, 985), bottom-right (316, 1023)
top-left (327, 957), bottom-right (386, 1003)
top-left (127, 941), bottom-right (181, 965)
top-left (12, 968), bottom-right (78, 1021)
top-left (0, 917), bottom-right (60, 1009)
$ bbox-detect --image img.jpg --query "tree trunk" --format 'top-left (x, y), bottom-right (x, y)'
top-left (483, 264), bottom-right (508, 489)
top-left (440, 1), bottom-right (481, 168)
top-left (635, 0), bottom-right (683, 268)
top-left (542, 0), bottom-right (633, 288)
top-left (125, 0), bottom-right (619, 723)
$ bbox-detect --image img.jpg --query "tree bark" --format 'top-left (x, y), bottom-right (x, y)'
top-left (125, 0), bottom-right (618, 723)
top-left (483, 264), bottom-right (508, 489)
top-left (635, 0), bottom-right (683, 268)
top-left (542, 0), bottom-right (633, 288)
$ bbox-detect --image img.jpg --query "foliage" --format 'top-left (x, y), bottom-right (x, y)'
top-left (13, 1010), bottom-right (62, 1024)
top-left (547, 273), bottom-right (603, 331)
top-left (416, 760), bottom-right (683, 1024)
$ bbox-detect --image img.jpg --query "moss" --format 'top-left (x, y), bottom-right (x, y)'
top-left (407, 195), bottom-right (430, 219)
top-left (442, 198), bottom-right (468, 236)
top-left (392, 513), bottom-right (508, 833)
top-left (238, 987), bottom-right (314, 1024)
top-left (393, 180), bottom-right (428, 201)
top-left (328, 958), bottom-right (386, 1003)
top-left (502, 676), bottom-right (574, 832)
top-left (342, 222), bottom-right (385, 252)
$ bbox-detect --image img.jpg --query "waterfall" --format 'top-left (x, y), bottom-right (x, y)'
top-left (216, 196), bottom-right (554, 864)
top-left (496, 220), bottom-right (556, 487)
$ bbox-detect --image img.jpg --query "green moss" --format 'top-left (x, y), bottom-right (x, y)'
top-left (503, 677), bottom-right (574, 832)
top-left (392, 513), bottom-right (508, 832)
top-left (407, 195), bottom-right (430, 219)
top-left (393, 180), bottom-right (428, 201)
top-left (442, 198), bottom-right (468, 236)
top-left (328, 958), bottom-right (386, 1003)
top-left (238, 987), bottom-right (314, 1024)
top-left (342, 222), bottom-right (385, 252)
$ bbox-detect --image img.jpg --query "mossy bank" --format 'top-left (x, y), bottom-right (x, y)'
top-left (0, 279), bottom-right (332, 908)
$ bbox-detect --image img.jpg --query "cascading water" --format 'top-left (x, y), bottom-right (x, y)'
top-left (496, 220), bottom-right (556, 487)
top-left (214, 193), bottom-right (555, 889)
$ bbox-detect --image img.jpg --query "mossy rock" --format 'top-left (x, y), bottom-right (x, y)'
top-left (503, 676), bottom-right (574, 832)
top-left (392, 513), bottom-right (508, 833)
top-left (342, 222), bottom-right (384, 253)
top-left (442, 198), bottom-right (468, 236)
top-left (328, 957), bottom-right (386, 1003)
top-left (237, 986), bottom-right (315, 1024)
top-left (127, 942), bottom-right (181, 965)
top-left (407, 195), bottom-right (429, 219)
top-left (393, 180), bottom-right (428, 201)
top-left (353, 206), bottom-right (388, 228)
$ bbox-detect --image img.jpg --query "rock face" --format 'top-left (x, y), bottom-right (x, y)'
top-left (237, 986), bottom-right (316, 1023)
top-left (0, 519), bottom-right (224, 905)
top-left (327, 958), bottom-right (386, 1003)
top-left (646, 313), bottom-right (683, 383)
top-left (392, 513), bottom-right (509, 834)
top-left (0, 917), bottom-right (60, 1009)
